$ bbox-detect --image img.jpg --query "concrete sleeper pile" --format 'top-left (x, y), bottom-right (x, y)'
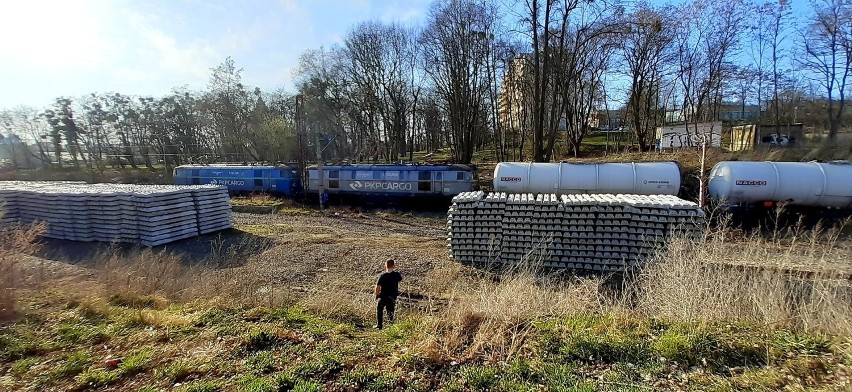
top-left (448, 191), bottom-right (704, 271)
top-left (0, 181), bottom-right (232, 246)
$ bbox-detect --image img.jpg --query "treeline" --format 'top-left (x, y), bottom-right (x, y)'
top-left (1, 58), bottom-right (300, 170)
top-left (1, 0), bottom-right (850, 169)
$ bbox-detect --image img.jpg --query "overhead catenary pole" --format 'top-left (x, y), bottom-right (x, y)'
top-left (316, 130), bottom-right (325, 210)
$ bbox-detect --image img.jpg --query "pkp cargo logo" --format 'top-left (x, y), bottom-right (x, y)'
top-left (500, 176), bottom-right (522, 182)
top-left (735, 180), bottom-right (767, 186)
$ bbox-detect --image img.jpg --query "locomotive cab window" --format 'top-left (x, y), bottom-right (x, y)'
top-left (418, 170), bottom-right (431, 192)
top-left (435, 172), bottom-right (442, 180)
top-left (329, 170), bottom-right (339, 179)
top-left (457, 172), bottom-right (466, 181)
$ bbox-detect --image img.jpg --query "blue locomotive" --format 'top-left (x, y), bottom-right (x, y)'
top-left (305, 164), bottom-right (478, 199)
top-left (173, 163), bottom-right (478, 200)
top-left (173, 164), bottom-right (302, 196)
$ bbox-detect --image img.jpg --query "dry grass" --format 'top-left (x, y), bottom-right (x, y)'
top-left (93, 250), bottom-right (195, 301)
top-left (0, 218), bottom-right (45, 322)
top-left (634, 220), bottom-right (852, 336)
top-left (4, 210), bottom-right (851, 368)
top-left (411, 218), bottom-right (852, 362)
top-left (416, 260), bottom-right (605, 363)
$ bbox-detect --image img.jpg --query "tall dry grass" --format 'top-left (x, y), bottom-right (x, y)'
top-left (0, 219), bottom-right (45, 321)
top-left (634, 220), bottom-right (852, 335)
top-left (416, 258), bottom-right (605, 362)
top-left (89, 247), bottom-right (282, 307)
top-left (414, 219), bottom-right (852, 362)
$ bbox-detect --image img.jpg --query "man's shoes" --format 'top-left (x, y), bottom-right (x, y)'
top-left (373, 325), bottom-right (382, 330)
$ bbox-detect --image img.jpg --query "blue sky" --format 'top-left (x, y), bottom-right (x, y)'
top-left (0, 0), bottom-right (431, 108)
top-left (0, 0), bottom-right (815, 109)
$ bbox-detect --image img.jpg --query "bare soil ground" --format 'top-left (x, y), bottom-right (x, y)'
top-left (32, 210), bottom-right (452, 311)
top-left (227, 211), bottom-right (449, 298)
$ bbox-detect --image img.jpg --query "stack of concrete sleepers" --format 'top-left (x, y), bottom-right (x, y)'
top-left (446, 191), bottom-right (485, 264)
top-left (87, 188), bottom-right (138, 243)
top-left (191, 187), bottom-right (233, 235)
top-left (0, 182), bottom-right (232, 246)
top-left (135, 187), bottom-right (200, 246)
top-left (0, 185), bottom-right (21, 226)
top-left (448, 192), bottom-right (704, 272)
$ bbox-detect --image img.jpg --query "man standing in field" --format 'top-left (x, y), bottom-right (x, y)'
top-left (375, 259), bottom-right (402, 329)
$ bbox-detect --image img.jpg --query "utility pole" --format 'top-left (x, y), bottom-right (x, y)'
top-left (295, 95), bottom-right (305, 171)
top-left (315, 130), bottom-right (325, 210)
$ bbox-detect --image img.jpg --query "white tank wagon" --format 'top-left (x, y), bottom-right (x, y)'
top-left (708, 161), bottom-right (852, 209)
top-left (493, 162), bottom-right (681, 196)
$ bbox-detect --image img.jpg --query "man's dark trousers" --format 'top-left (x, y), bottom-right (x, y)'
top-left (376, 297), bottom-right (396, 329)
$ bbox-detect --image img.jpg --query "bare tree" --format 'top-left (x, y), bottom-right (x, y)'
top-left (559, 13), bottom-right (619, 158)
top-left (673, 0), bottom-right (744, 207)
top-left (619, 3), bottom-right (675, 152)
top-left (421, 0), bottom-right (498, 163)
top-left (801, 0), bottom-right (851, 139)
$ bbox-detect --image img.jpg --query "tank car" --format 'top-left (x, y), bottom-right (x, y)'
top-left (305, 163), bottom-right (478, 199)
top-left (492, 162), bottom-right (681, 196)
top-left (173, 164), bottom-right (302, 196)
top-left (708, 160), bottom-right (852, 209)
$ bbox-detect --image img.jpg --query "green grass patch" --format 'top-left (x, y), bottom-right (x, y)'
top-left (256, 306), bottom-right (339, 336)
top-left (291, 379), bottom-right (322, 392)
top-left (240, 328), bottom-right (284, 353)
top-left (651, 326), bottom-right (716, 366)
top-left (157, 358), bottom-right (207, 383)
top-left (731, 367), bottom-right (786, 390)
top-left (120, 348), bottom-right (154, 376)
top-left (56, 321), bottom-right (109, 344)
top-left (54, 350), bottom-right (92, 378)
top-left (771, 331), bottom-right (832, 356)
top-left (245, 350), bottom-right (277, 374)
top-left (291, 347), bottom-right (344, 379)
top-left (0, 330), bottom-right (45, 361)
top-left (236, 374), bottom-right (277, 392)
top-left (11, 356), bottom-right (38, 377)
top-left (338, 365), bottom-right (402, 391)
top-left (177, 381), bottom-right (222, 392)
top-left (75, 368), bottom-right (121, 388)
top-left (382, 319), bottom-right (415, 342)
top-left (195, 307), bottom-right (240, 327)
top-left (448, 365), bottom-right (500, 392)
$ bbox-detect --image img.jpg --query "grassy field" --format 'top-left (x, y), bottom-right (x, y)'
top-left (1, 210), bottom-right (851, 391)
